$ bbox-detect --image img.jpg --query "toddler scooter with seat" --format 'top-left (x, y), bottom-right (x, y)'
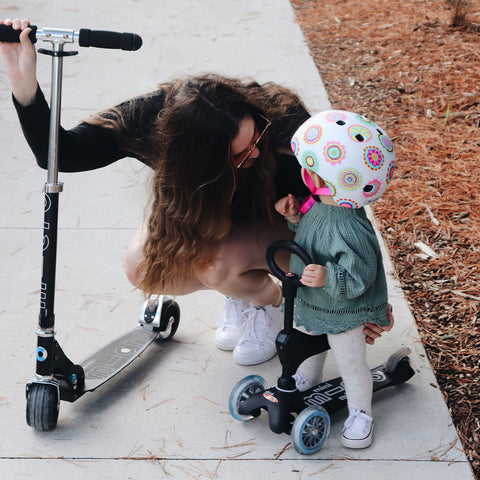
top-left (229, 240), bottom-right (414, 454)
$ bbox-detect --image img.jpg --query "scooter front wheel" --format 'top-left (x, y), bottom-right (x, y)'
top-left (26, 382), bottom-right (60, 431)
top-left (291, 406), bottom-right (330, 454)
top-left (229, 375), bottom-right (265, 421)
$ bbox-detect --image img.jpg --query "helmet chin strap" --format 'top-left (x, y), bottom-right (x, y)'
top-left (299, 169), bottom-right (332, 214)
top-left (303, 169), bottom-right (331, 196)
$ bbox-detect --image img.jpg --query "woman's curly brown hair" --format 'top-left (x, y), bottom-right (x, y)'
top-left (88, 73), bottom-right (309, 296)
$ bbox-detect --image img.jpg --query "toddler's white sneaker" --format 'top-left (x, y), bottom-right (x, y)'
top-left (341, 408), bottom-right (374, 449)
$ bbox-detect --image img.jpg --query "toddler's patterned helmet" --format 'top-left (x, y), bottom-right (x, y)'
top-left (291, 110), bottom-right (395, 208)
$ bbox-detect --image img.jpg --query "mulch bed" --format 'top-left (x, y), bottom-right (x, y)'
top-left (290, 0), bottom-right (480, 476)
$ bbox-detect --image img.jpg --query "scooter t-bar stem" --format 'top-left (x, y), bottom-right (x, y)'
top-left (0, 24), bottom-right (142, 50)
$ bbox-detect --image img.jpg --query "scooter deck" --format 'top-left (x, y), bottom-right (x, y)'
top-left (80, 326), bottom-right (158, 392)
top-left (299, 354), bottom-right (412, 413)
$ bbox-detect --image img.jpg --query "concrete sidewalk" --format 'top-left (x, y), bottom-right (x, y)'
top-left (0, 0), bottom-right (474, 478)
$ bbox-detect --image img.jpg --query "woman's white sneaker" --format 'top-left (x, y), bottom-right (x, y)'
top-left (233, 304), bottom-right (283, 365)
top-left (341, 409), bottom-right (374, 449)
top-left (215, 297), bottom-right (250, 351)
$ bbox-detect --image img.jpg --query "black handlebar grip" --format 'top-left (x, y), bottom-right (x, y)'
top-left (0, 24), bottom-right (37, 43)
top-left (79, 29), bottom-right (142, 50)
top-left (266, 240), bottom-right (313, 287)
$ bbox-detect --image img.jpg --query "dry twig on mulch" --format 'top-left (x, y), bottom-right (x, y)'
top-left (291, 0), bottom-right (480, 477)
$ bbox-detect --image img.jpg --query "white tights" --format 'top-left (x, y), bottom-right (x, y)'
top-left (296, 325), bottom-right (372, 415)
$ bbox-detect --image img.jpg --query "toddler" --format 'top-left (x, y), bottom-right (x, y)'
top-left (275, 110), bottom-right (396, 448)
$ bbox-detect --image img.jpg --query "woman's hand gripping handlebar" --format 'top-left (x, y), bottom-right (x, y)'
top-left (0, 19), bottom-right (142, 106)
top-left (0, 23), bottom-right (142, 50)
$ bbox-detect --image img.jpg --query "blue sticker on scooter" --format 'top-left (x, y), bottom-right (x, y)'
top-left (37, 346), bottom-right (48, 361)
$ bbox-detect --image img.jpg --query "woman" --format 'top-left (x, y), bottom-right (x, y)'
top-left (0, 19), bottom-right (392, 366)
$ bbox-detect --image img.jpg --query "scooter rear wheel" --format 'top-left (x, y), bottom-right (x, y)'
top-left (26, 382), bottom-right (59, 431)
top-left (291, 406), bottom-right (330, 454)
top-left (385, 347), bottom-right (414, 384)
top-left (385, 347), bottom-right (411, 374)
top-left (157, 300), bottom-right (180, 341)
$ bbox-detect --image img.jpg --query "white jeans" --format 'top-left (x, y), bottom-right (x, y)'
top-left (297, 325), bottom-right (372, 415)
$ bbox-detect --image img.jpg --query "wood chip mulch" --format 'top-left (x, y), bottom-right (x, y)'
top-left (291, 0), bottom-right (479, 477)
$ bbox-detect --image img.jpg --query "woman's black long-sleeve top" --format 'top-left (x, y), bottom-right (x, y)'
top-left (13, 86), bottom-right (309, 208)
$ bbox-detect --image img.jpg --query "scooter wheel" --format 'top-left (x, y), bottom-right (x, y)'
top-left (229, 375), bottom-right (265, 421)
top-left (385, 347), bottom-right (415, 384)
top-left (26, 382), bottom-right (59, 431)
top-left (157, 300), bottom-right (180, 341)
top-left (385, 347), bottom-right (411, 374)
top-left (291, 406), bottom-right (330, 455)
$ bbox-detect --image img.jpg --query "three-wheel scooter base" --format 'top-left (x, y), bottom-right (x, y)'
top-left (229, 347), bottom-right (414, 455)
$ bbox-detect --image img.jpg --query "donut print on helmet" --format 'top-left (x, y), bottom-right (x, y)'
top-left (291, 137), bottom-right (300, 156)
top-left (291, 110), bottom-right (396, 208)
top-left (303, 124), bottom-right (323, 144)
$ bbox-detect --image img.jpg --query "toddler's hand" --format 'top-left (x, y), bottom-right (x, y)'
top-left (275, 194), bottom-right (300, 219)
top-left (300, 263), bottom-right (327, 288)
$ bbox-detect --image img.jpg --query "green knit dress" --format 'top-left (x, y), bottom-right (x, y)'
top-left (289, 201), bottom-right (389, 335)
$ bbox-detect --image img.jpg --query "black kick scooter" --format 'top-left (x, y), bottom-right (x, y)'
top-left (229, 240), bottom-right (414, 454)
top-left (0, 24), bottom-right (180, 431)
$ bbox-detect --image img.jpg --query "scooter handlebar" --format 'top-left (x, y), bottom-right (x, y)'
top-left (266, 240), bottom-right (313, 287)
top-left (79, 29), bottom-right (142, 51)
top-left (0, 24), bottom-right (142, 51)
